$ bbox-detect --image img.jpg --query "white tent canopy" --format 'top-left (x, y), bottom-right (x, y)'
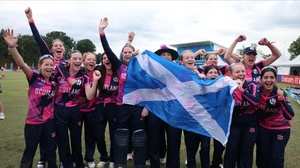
top-left (272, 55), bottom-right (291, 67)
top-left (287, 55), bottom-right (300, 66)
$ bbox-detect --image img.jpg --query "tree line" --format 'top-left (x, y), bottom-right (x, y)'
top-left (0, 29), bottom-right (101, 68)
top-left (1, 28), bottom-right (300, 68)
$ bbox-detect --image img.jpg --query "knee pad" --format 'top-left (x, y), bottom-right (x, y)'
top-left (114, 128), bottom-right (129, 168)
top-left (132, 129), bottom-right (147, 168)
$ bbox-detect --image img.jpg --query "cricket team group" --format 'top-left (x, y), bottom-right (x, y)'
top-left (2, 7), bottom-right (295, 168)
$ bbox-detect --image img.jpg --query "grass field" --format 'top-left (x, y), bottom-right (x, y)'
top-left (0, 72), bottom-right (299, 168)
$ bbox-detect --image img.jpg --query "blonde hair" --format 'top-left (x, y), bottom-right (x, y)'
top-left (180, 50), bottom-right (193, 61)
top-left (82, 52), bottom-right (96, 61)
top-left (51, 39), bottom-right (65, 48)
top-left (229, 62), bottom-right (245, 73)
top-left (205, 53), bottom-right (218, 61)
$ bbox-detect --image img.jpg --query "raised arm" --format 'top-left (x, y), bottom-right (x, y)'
top-left (120, 31), bottom-right (136, 61)
top-left (218, 48), bottom-right (240, 63)
top-left (99, 17), bottom-right (122, 70)
top-left (258, 38), bottom-right (281, 66)
top-left (25, 7), bottom-right (51, 55)
top-left (192, 49), bottom-right (206, 58)
top-left (3, 29), bottom-right (31, 77)
top-left (225, 35), bottom-right (246, 65)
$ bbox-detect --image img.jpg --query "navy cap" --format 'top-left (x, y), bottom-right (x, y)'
top-left (243, 47), bottom-right (257, 55)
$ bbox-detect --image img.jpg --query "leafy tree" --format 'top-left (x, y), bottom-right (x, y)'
top-left (75, 39), bottom-right (96, 54)
top-left (18, 34), bottom-right (41, 66)
top-left (96, 53), bottom-right (102, 64)
top-left (0, 29), bottom-right (9, 63)
top-left (288, 36), bottom-right (300, 60)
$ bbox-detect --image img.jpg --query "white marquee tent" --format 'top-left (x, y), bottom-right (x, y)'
top-left (272, 55), bottom-right (300, 75)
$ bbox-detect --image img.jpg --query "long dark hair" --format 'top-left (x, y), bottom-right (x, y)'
top-left (260, 66), bottom-right (277, 79)
top-left (97, 53), bottom-right (117, 91)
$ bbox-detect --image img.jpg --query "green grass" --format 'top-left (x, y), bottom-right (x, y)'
top-left (0, 72), bottom-right (299, 168)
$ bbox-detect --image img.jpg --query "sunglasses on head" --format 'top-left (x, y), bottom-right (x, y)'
top-left (40, 54), bottom-right (54, 61)
top-left (261, 66), bottom-right (277, 73)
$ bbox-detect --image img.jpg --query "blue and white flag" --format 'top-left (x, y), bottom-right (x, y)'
top-left (123, 50), bottom-right (237, 145)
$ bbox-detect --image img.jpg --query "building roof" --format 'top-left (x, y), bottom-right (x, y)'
top-left (170, 40), bottom-right (228, 49)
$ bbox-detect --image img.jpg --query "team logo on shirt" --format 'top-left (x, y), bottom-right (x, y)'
top-left (78, 121), bottom-right (82, 126)
top-left (253, 69), bottom-right (258, 74)
top-left (249, 127), bottom-right (255, 133)
top-left (51, 132), bottom-right (56, 138)
top-left (269, 98), bottom-right (276, 105)
top-left (113, 77), bottom-right (119, 82)
top-left (76, 80), bottom-right (82, 86)
top-left (277, 134), bottom-right (283, 140)
top-left (60, 77), bottom-right (66, 84)
top-left (121, 73), bottom-right (127, 79)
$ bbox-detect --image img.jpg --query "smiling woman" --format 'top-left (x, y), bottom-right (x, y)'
top-left (3, 28), bottom-right (57, 168)
top-left (24, 7), bottom-right (68, 68)
top-left (256, 66), bottom-right (295, 168)
top-left (224, 35), bottom-right (281, 82)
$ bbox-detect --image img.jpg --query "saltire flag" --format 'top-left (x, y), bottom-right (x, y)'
top-left (123, 50), bottom-right (237, 145)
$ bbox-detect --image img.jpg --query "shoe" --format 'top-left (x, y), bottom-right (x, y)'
top-left (109, 162), bottom-right (114, 168)
top-left (59, 163), bottom-right (64, 168)
top-left (159, 157), bottom-right (166, 164)
top-left (0, 112), bottom-right (4, 120)
top-left (37, 161), bottom-right (45, 168)
top-left (72, 162), bottom-right (76, 168)
top-left (185, 159), bottom-right (187, 166)
top-left (87, 162), bottom-right (95, 168)
top-left (127, 153), bottom-right (133, 161)
top-left (96, 161), bottom-right (107, 168)
top-left (146, 159), bottom-right (150, 166)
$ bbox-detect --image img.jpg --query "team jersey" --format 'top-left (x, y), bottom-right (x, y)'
top-left (96, 72), bottom-right (119, 104)
top-left (54, 68), bottom-right (89, 107)
top-left (26, 70), bottom-right (56, 124)
top-left (257, 86), bottom-right (294, 130)
top-left (245, 60), bottom-right (265, 82)
top-left (100, 33), bottom-right (127, 105)
top-left (78, 72), bottom-right (96, 112)
top-left (232, 80), bottom-right (260, 123)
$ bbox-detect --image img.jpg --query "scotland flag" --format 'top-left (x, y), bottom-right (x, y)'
top-left (123, 50), bottom-right (237, 145)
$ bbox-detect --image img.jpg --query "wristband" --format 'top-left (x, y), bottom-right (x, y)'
top-left (8, 45), bottom-right (18, 48)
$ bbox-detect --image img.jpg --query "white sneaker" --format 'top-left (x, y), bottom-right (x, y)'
top-left (59, 163), bottom-right (64, 168)
top-left (146, 159), bottom-right (150, 166)
top-left (87, 162), bottom-right (95, 168)
top-left (185, 159), bottom-right (187, 166)
top-left (72, 162), bottom-right (76, 168)
top-left (0, 112), bottom-right (5, 120)
top-left (109, 162), bottom-right (114, 168)
top-left (127, 153), bottom-right (133, 161)
top-left (159, 157), bottom-right (166, 164)
top-left (36, 161), bottom-right (45, 168)
top-left (96, 161), bottom-right (107, 168)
